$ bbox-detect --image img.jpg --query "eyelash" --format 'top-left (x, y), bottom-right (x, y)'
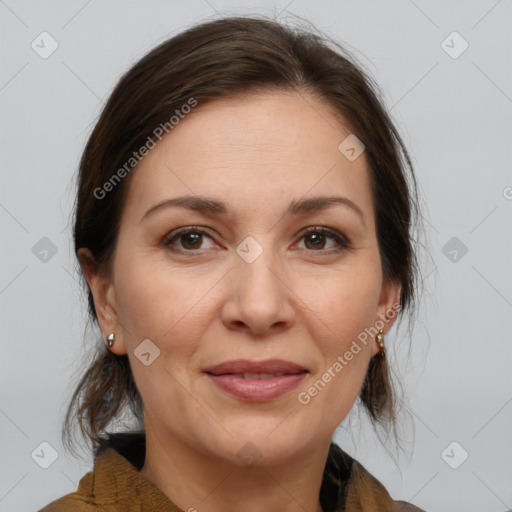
top-left (162, 226), bottom-right (352, 255)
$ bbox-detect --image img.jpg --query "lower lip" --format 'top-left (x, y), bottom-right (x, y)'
top-left (206, 372), bottom-right (308, 402)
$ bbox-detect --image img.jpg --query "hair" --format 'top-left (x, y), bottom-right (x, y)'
top-left (63, 14), bottom-right (426, 459)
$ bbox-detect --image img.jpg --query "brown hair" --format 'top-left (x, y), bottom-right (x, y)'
top-left (63, 14), bottom-right (425, 458)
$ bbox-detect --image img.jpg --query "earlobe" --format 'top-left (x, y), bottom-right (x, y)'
top-left (76, 248), bottom-right (126, 355)
top-left (377, 280), bottom-right (402, 334)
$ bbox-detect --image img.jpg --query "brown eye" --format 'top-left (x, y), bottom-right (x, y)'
top-left (180, 231), bottom-right (203, 250)
top-left (304, 232), bottom-right (328, 250)
top-left (163, 228), bottom-right (217, 252)
top-left (298, 227), bottom-right (351, 252)
top-left (163, 226), bottom-right (351, 255)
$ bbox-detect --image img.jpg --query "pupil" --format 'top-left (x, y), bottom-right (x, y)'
top-left (183, 232), bottom-right (201, 248)
top-left (179, 232), bottom-right (327, 250)
top-left (307, 233), bottom-right (324, 249)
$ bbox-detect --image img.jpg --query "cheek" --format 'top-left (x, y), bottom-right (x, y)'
top-left (294, 266), bottom-right (379, 418)
top-left (113, 246), bottom-right (200, 339)
top-left (298, 265), bottom-right (380, 351)
top-left (112, 254), bottom-right (212, 422)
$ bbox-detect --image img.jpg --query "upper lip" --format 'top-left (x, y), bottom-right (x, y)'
top-left (203, 359), bottom-right (308, 375)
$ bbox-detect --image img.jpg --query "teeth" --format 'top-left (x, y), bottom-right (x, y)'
top-left (242, 372), bottom-right (286, 380)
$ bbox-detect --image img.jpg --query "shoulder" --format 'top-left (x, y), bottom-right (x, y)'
top-left (37, 492), bottom-right (100, 512)
top-left (37, 436), bottom-right (180, 512)
top-left (37, 469), bottom-right (100, 512)
top-left (344, 457), bottom-right (426, 512)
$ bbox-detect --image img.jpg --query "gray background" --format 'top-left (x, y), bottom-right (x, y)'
top-left (1, 1), bottom-right (511, 511)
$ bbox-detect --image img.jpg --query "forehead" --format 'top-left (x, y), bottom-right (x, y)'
top-left (122, 90), bottom-right (374, 225)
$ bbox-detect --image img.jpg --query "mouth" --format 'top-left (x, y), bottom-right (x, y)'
top-left (203, 359), bottom-right (308, 402)
top-left (203, 358), bottom-right (308, 376)
top-left (214, 372), bottom-right (304, 379)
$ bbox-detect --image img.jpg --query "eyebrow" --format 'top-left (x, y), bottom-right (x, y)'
top-left (141, 195), bottom-right (366, 225)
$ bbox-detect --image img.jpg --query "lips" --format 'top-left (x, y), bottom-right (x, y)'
top-left (203, 359), bottom-right (308, 402)
top-left (203, 358), bottom-right (308, 376)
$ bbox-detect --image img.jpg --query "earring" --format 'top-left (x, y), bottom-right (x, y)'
top-left (107, 333), bottom-right (115, 348)
top-left (375, 329), bottom-right (385, 356)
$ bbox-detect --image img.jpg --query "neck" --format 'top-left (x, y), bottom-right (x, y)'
top-left (139, 424), bottom-right (330, 512)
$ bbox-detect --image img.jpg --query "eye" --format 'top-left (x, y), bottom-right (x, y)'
top-left (163, 227), bottom-right (218, 252)
top-left (296, 227), bottom-right (351, 252)
top-left (163, 226), bottom-right (352, 254)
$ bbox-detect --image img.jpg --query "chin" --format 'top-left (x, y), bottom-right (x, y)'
top-left (202, 421), bottom-right (310, 468)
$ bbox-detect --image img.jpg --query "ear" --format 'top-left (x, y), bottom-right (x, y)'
top-left (77, 248), bottom-right (127, 355)
top-left (371, 279), bottom-right (402, 357)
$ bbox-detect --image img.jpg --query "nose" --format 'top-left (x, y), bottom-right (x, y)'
top-left (221, 245), bottom-right (295, 337)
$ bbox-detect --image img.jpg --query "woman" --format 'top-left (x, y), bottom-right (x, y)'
top-left (39, 15), bottom-right (426, 512)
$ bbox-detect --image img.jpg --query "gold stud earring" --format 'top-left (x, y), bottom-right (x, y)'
top-left (107, 333), bottom-right (115, 348)
top-left (375, 329), bottom-right (385, 356)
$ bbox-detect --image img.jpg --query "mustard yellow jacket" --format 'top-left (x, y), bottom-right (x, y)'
top-left (38, 433), bottom-right (425, 512)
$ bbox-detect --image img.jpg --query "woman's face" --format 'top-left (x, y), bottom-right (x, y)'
top-left (86, 89), bottom-right (400, 465)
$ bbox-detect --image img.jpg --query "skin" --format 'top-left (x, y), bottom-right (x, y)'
top-left (79, 89), bottom-right (401, 512)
